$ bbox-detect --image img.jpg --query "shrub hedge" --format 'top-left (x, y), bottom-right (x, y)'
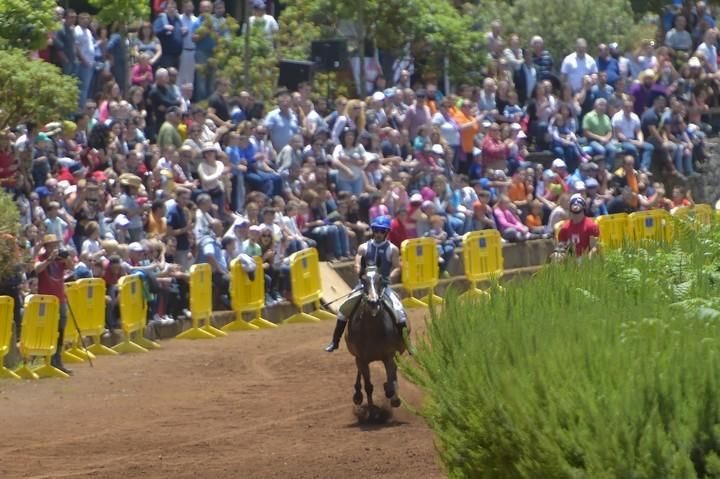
top-left (401, 221), bottom-right (720, 478)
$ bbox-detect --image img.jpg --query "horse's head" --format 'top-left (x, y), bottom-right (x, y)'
top-left (362, 263), bottom-right (383, 316)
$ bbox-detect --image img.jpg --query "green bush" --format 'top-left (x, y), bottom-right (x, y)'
top-left (402, 221), bottom-right (720, 478)
top-left (0, 187), bottom-right (20, 285)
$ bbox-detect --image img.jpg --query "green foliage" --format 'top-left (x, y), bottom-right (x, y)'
top-left (215, 19), bottom-right (278, 102)
top-left (87, 0), bottom-right (149, 27)
top-left (472, 0), bottom-right (637, 68)
top-left (402, 219), bottom-right (720, 478)
top-left (0, 0), bottom-right (58, 51)
top-left (0, 189), bottom-right (21, 284)
top-left (0, 49), bottom-right (79, 130)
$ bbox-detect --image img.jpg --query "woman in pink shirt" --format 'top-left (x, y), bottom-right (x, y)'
top-left (494, 194), bottom-right (529, 242)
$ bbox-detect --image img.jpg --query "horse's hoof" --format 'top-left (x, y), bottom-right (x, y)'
top-left (391, 397), bottom-right (401, 408)
top-left (353, 393), bottom-right (363, 405)
top-left (384, 383), bottom-right (394, 399)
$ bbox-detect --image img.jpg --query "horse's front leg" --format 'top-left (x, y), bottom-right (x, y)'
top-left (357, 357), bottom-right (373, 408)
top-left (383, 358), bottom-right (401, 408)
top-left (353, 367), bottom-right (363, 405)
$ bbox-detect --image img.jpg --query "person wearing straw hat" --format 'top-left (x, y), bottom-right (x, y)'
top-left (118, 174), bottom-right (145, 242)
top-left (34, 234), bottom-right (75, 374)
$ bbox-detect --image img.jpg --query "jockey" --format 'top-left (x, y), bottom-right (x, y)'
top-left (324, 215), bottom-right (409, 352)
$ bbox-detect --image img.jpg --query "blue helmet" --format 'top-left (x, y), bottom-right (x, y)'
top-left (370, 215), bottom-right (392, 232)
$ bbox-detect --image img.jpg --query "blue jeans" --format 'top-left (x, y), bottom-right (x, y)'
top-left (246, 170), bottom-right (282, 197)
top-left (336, 176), bottom-right (364, 196)
top-left (619, 141), bottom-right (654, 171)
top-left (673, 144), bottom-right (694, 175)
top-left (553, 144), bottom-right (581, 173)
top-left (230, 174), bottom-right (245, 213)
top-left (437, 242), bottom-right (454, 273)
top-left (309, 225), bottom-right (349, 258)
top-left (77, 64), bottom-right (94, 108)
top-left (584, 141), bottom-right (617, 165)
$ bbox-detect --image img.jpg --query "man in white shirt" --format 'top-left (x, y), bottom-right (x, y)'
top-left (561, 38), bottom-right (597, 93)
top-left (74, 12), bottom-right (95, 108)
top-left (612, 98), bottom-right (654, 171)
top-left (178, 0), bottom-right (197, 87)
top-left (696, 28), bottom-right (718, 73)
top-left (248, 0), bottom-right (279, 40)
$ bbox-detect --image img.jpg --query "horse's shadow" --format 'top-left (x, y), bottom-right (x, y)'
top-left (345, 404), bottom-right (409, 431)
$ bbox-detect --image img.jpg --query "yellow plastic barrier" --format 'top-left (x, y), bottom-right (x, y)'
top-left (65, 279), bottom-right (116, 358)
top-left (113, 274), bottom-right (159, 354)
top-left (596, 213), bottom-right (629, 250)
top-left (15, 295), bottom-right (66, 379)
top-left (628, 209), bottom-right (673, 245)
top-left (226, 256), bottom-right (277, 331)
top-left (178, 263), bottom-right (228, 338)
top-left (401, 238), bottom-right (443, 309)
top-left (62, 279), bottom-right (112, 363)
top-left (0, 296), bottom-right (19, 379)
top-left (461, 230), bottom-right (504, 297)
top-left (284, 248), bottom-right (336, 324)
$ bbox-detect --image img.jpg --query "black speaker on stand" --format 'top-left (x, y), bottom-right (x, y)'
top-left (310, 39), bottom-right (348, 107)
top-left (277, 60), bottom-right (314, 92)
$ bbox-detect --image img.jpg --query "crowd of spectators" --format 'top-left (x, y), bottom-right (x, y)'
top-left (2, 0), bottom-right (718, 347)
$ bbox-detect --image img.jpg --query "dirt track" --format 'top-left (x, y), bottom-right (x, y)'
top-left (0, 310), bottom-right (443, 479)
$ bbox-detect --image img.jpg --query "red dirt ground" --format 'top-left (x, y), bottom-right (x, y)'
top-left (0, 310), bottom-right (444, 479)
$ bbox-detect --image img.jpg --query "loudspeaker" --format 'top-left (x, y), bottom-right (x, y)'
top-left (278, 60), bottom-right (314, 92)
top-left (311, 39), bottom-right (348, 71)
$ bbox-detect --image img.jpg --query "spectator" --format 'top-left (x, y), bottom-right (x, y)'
top-left (34, 234), bottom-right (75, 374)
top-left (178, 0), bottom-right (197, 87)
top-left (153, 0), bottom-right (184, 69)
top-left (561, 38), bottom-right (597, 94)
top-left (264, 88), bottom-right (300, 152)
top-left (582, 98), bottom-right (617, 165)
top-left (665, 15), bottom-right (693, 52)
top-left (74, 12), bottom-right (96, 108)
top-left (248, 0), bottom-right (280, 40)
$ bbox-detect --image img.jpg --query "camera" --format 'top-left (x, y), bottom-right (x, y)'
top-left (57, 248), bottom-right (70, 259)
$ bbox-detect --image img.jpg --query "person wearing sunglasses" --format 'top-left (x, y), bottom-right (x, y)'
top-left (324, 215), bottom-right (409, 352)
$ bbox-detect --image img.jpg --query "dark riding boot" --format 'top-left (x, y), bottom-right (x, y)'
top-left (324, 319), bottom-right (347, 352)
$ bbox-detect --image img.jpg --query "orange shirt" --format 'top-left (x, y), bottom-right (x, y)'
top-left (451, 108), bottom-right (480, 154)
top-left (147, 213), bottom-right (167, 238)
top-left (526, 214), bottom-right (542, 228)
top-left (508, 180), bottom-right (527, 202)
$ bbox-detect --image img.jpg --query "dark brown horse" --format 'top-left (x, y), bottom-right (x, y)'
top-left (345, 265), bottom-right (405, 410)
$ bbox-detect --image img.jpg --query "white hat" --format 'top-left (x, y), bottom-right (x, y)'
top-left (517, 131), bottom-right (527, 140)
top-left (573, 180), bottom-right (586, 191)
top-left (689, 56), bottom-right (702, 68)
top-left (114, 214), bottom-right (130, 228)
top-left (249, 225), bottom-right (262, 233)
top-left (202, 142), bottom-right (219, 153)
top-left (552, 158), bottom-right (567, 169)
top-left (431, 144), bottom-right (445, 155)
top-left (371, 91), bottom-right (385, 102)
top-left (128, 242), bottom-right (145, 252)
top-left (410, 193), bottom-right (423, 203)
top-left (510, 122), bottom-right (522, 131)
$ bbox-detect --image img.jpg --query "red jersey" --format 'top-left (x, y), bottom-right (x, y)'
top-left (558, 217), bottom-right (599, 257)
top-left (36, 254), bottom-right (67, 304)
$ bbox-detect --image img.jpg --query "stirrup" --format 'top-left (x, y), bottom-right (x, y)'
top-left (324, 341), bottom-right (339, 352)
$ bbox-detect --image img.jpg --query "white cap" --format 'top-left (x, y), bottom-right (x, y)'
top-left (689, 56), bottom-right (702, 68)
top-left (371, 91), bottom-right (385, 102)
top-left (249, 225), bottom-right (262, 233)
top-left (431, 144), bottom-right (445, 155)
top-left (573, 180), bottom-right (586, 191)
top-left (510, 122), bottom-right (522, 131)
top-left (114, 214), bottom-right (130, 227)
top-left (552, 158), bottom-right (567, 169)
top-left (128, 241), bottom-right (144, 252)
top-left (410, 193), bottom-right (423, 203)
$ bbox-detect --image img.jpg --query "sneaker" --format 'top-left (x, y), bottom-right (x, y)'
top-left (272, 292), bottom-right (284, 302)
top-left (182, 308), bottom-right (192, 319)
top-left (149, 314), bottom-right (164, 326)
top-left (265, 294), bottom-right (277, 306)
top-left (160, 315), bottom-right (175, 325)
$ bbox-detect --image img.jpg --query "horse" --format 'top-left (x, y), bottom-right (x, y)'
top-left (345, 264), bottom-right (406, 411)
